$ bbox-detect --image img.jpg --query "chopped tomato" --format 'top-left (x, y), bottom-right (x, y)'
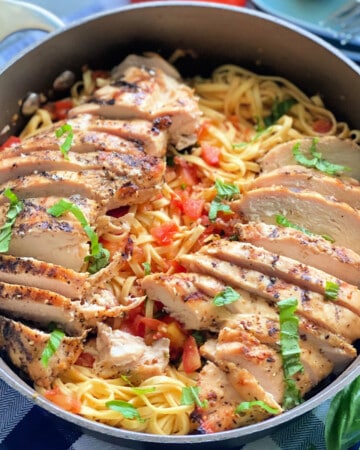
top-left (174, 156), bottom-right (199, 186)
top-left (0, 136), bottom-right (21, 151)
top-left (182, 198), bottom-right (205, 220)
top-left (44, 386), bottom-right (81, 414)
top-left (197, 121), bottom-right (210, 141)
top-left (168, 260), bottom-right (187, 273)
top-left (201, 143), bottom-right (220, 166)
top-left (54, 99), bottom-right (73, 120)
top-left (151, 222), bottom-right (178, 246)
top-left (75, 352), bottom-right (95, 368)
top-left (312, 118), bottom-right (333, 134)
top-left (91, 70), bottom-right (110, 81)
top-left (182, 335), bottom-right (202, 373)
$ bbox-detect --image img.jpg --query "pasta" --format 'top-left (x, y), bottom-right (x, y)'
top-left (29, 59), bottom-right (359, 435)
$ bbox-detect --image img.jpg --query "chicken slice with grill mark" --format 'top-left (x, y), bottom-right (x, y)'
top-left (6, 115), bottom-right (167, 158)
top-left (193, 361), bottom-right (281, 433)
top-left (235, 222), bottom-right (360, 288)
top-left (179, 253), bottom-right (360, 342)
top-left (259, 137), bottom-right (360, 180)
top-left (93, 322), bottom-right (170, 383)
top-left (69, 65), bottom-right (202, 150)
top-left (246, 165), bottom-right (360, 209)
top-left (0, 315), bottom-right (85, 388)
top-left (231, 186), bottom-right (360, 254)
top-left (201, 240), bottom-right (360, 315)
top-left (0, 254), bottom-right (87, 299)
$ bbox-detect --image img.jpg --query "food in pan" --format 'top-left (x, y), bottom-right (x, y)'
top-left (0, 53), bottom-right (359, 435)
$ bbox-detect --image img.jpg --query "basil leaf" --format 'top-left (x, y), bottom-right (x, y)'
top-left (275, 214), bottom-right (335, 243)
top-left (142, 262), bottom-right (151, 275)
top-left (213, 286), bottom-right (240, 306)
top-left (41, 329), bottom-right (65, 367)
top-left (214, 179), bottom-right (239, 200)
top-left (325, 375), bottom-right (360, 450)
top-left (292, 138), bottom-right (350, 176)
top-left (208, 199), bottom-right (233, 221)
top-left (106, 400), bottom-right (144, 422)
top-left (131, 386), bottom-right (156, 395)
top-left (55, 123), bottom-right (73, 159)
top-left (235, 400), bottom-right (280, 415)
top-left (263, 98), bottom-right (297, 127)
top-left (0, 189), bottom-right (24, 253)
top-left (47, 199), bottom-right (110, 273)
top-left (181, 386), bottom-right (207, 408)
top-left (325, 281), bottom-right (340, 301)
top-left (278, 297), bottom-right (304, 410)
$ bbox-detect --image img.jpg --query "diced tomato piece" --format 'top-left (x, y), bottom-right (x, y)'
top-left (44, 386), bottom-right (81, 414)
top-left (150, 222), bottom-right (178, 246)
top-left (312, 118), bottom-right (333, 134)
top-left (91, 70), bottom-right (110, 81)
top-left (139, 316), bottom-right (165, 332)
top-left (182, 198), bottom-right (205, 220)
top-left (197, 121), bottom-right (210, 141)
top-left (168, 260), bottom-right (187, 273)
top-left (174, 156), bottom-right (199, 186)
top-left (75, 352), bottom-right (95, 368)
top-left (54, 99), bottom-right (73, 120)
top-left (201, 143), bottom-right (221, 166)
top-left (182, 335), bottom-right (201, 373)
top-left (0, 136), bottom-right (21, 151)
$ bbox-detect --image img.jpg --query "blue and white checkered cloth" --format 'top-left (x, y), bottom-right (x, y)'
top-left (0, 2), bottom-right (359, 449)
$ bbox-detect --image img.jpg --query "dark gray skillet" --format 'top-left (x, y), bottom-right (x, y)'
top-left (0, 2), bottom-right (359, 448)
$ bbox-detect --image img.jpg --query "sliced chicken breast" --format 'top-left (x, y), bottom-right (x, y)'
top-left (0, 315), bottom-right (84, 388)
top-left (246, 165), bottom-right (360, 209)
top-left (70, 65), bottom-right (202, 150)
top-left (179, 253), bottom-right (360, 342)
top-left (235, 222), bottom-right (360, 288)
top-left (231, 186), bottom-right (360, 254)
top-left (201, 240), bottom-right (360, 315)
top-left (259, 137), bottom-right (360, 180)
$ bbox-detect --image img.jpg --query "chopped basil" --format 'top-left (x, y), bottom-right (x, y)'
top-left (192, 330), bottom-right (207, 346)
top-left (275, 214), bottom-right (335, 243)
top-left (47, 199), bottom-right (110, 274)
top-left (325, 375), bottom-right (360, 450)
top-left (41, 329), bottom-right (65, 367)
top-left (235, 400), bottom-right (280, 415)
top-left (181, 386), bottom-right (207, 408)
top-left (213, 286), bottom-right (240, 306)
top-left (0, 188), bottom-right (24, 253)
top-left (106, 400), bottom-right (144, 422)
top-left (131, 386), bottom-right (156, 395)
top-left (142, 262), bottom-right (151, 275)
top-left (208, 180), bottom-right (239, 221)
top-left (278, 297), bottom-right (304, 410)
top-left (55, 123), bottom-right (73, 159)
top-left (292, 138), bottom-right (350, 176)
top-left (325, 281), bottom-right (340, 301)
top-left (263, 98), bottom-right (297, 128)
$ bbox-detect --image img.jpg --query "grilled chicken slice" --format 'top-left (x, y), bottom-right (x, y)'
top-left (235, 222), bottom-right (360, 288)
top-left (246, 165), bottom-right (360, 209)
top-left (201, 240), bottom-right (360, 315)
top-left (70, 64), bottom-right (202, 150)
top-left (6, 115), bottom-right (167, 158)
top-left (194, 361), bottom-right (281, 433)
top-left (259, 137), bottom-right (360, 180)
top-left (0, 254), bottom-right (87, 299)
top-left (93, 322), bottom-right (170, 383)
top-left (179, 253), bottom-right (360, 342)
top-left (231, 186), bottom-right (360, 254)
top-left (0, 315), bottom-right (84, 388)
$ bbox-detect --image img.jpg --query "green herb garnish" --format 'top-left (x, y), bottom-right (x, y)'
top-left (208, 180), bottom-right (239, 221)
top-left (235, 400), bottom-right (280, 415)
top-left (325, 375), bottom-right (360, 450)
top-left (41, 329), bottom-right (65, 367)
top-left (275, 214), bottom-right (335, 243)
top-left (181, 386), bottom-right (207, 408)
top-left (325, 281), bottom-right (340, 301)
top-left (47, 199), bottom-right (110, 274)
top-left (263, 98), bottom-right (297, 128)
top-left (292, 138), bottom-right (349, 176)
top-left (213, 286), bottom-right (240, 306)
top-left (55, 123), bottom-right (73, 159)
top-left (131, 386), bottom-right (156, 395)
top-left (0, 188), bottom-right (24, 253)
top-left (106, 400), bottom-right (144, 422)
top-left (142, 262), bottom-right (151, 276)
top-left (278, 297), bottom-right (304, 410)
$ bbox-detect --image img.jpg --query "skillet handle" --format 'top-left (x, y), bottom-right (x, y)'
top-left (0, 0), bottom-right (64, 41)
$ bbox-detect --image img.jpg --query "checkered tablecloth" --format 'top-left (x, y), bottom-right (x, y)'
top-left (0, 2), bottom-right (359, 449)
